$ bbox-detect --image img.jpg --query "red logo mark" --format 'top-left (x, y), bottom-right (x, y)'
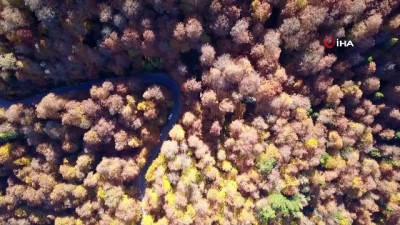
top-left (324, 36), bottom-right (335, 49)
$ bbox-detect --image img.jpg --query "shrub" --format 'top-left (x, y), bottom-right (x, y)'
top-left (395, 131), bottom-right (400, 139)
top-left (373, 92), bottom-right (384, 100)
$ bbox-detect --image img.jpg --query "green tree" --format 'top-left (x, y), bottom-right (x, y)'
top-left (257, 158), bottom-right (277, 175)
top-left (258, 193), bottom-right (304, 223)
top-left (0, 131), bottom-right (18, 143)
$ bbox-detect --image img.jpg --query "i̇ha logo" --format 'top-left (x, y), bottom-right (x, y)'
top-left (323, 36), bottom-right (354, 49)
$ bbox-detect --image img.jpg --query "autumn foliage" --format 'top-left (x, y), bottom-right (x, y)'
top-left (1, 0), bottom-right (400, 224)
top-left (0, 78), bottom-right (171, 224)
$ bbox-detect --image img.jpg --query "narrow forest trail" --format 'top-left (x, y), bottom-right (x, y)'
top-left (0, 72), bottom-right (182, 220)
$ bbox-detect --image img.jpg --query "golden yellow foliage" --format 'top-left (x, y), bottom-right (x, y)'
top-left (295, 108), bottom-right (308, 120)
top-left (59, 164), bottom-right (77, 180)
top-left (0, 108), bottom-right (5, 121)
top-left (34, 122), bottom-right (42, 132)
top-left (97, 187), bottom-right (107, 200)
top-left (349, 122), bottom-right (365, 135)
top-left (259, 131), bottom-right (270, 142)
top-left (251, 0), bottom-right (270, 23)
top-left (186, 204), bottom-right (196, 218)
top-left (221, 160), bottom-right (233, 172)
top-left (311, 171), bottom-right (325, 186)
top-left (221, 179), bottom-right (238, 194)
top-left (126, 95), bottom-right (136, 107)
top-left (0, 195), bottom-right (5, 205)
top-left (295, 0), bottom-right (308, 9)
top-left (15, 208), bottom-right (27, 218)
top-left (165, 191), bottom-right (175, 206)
top-left (324, 155), bottom-right (346, 169)
top-left (351, 176), bottom-right (366, 196)
top-left (265, 144), bottom-right (280, 158)
top-left (281, 93), bottom-right (294, 108)
top-left (137, 147), bottom-right (149, 168)
top-left (305, 137), bottom-right (318, 150)
top-left (360, 128), bottom-right (373, 144)
top-left (155, 217), bottom-right (169, 225)
top-left (282, 174), bottom-right (300, 195)
top-left (341, 83), bottom-right (362, 98)
top-left (146, 154), bottom-right (166, 182)
top-left (390, 193), bottom-right (400, 204)
top-left (169, 124), bottom-right (185, 141)
top-left (137, 100), bottom-right (155, 111)
top-left (73, 185), bottom-right (87, 199)
top-left (379, 161), bottom-right (393, 173)
top-left (351, 176), bottom-right (364, 189)
top-left (181, 166), bottom-right (200, 184)
top-left (328, 131), bottom-right (343, 150)
top-left (0, 143), bottom-right (13, 163)
top-left (142, 215), bottom-right (155, 225)
top-left (13, 156), bottom-right (31, 166)
top-left (147, 189), bottom-right (159, 209)
top-left (128, 136), bottom-right (143, 148)
top-left (162, 175), bottom-right (172, 191)
top-left (83, 130), bottom-right (100, 144)
top-left (54, 217), bottom-right (82, 225)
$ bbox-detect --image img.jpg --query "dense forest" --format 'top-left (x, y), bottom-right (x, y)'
top-left (0, 0), bottom-right (399, 224)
